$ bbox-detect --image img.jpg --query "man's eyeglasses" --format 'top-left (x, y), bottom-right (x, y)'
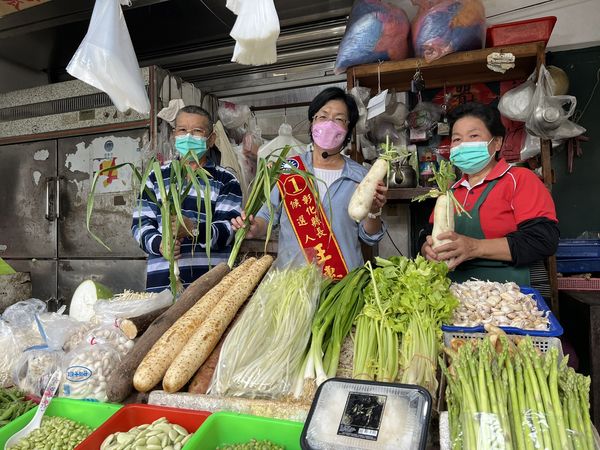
top-left (312, 114), bottom-right (349, 126)
top-left (174, 127), bottom-right (211, 137)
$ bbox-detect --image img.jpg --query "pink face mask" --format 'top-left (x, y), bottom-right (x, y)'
top-left (312, 120), bottom-right (347, 151)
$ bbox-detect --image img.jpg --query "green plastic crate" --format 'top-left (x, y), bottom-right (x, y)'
top-left (0, 398), bottom-right (121, 448)
top-left (187, 411), bottom-right (303, 449)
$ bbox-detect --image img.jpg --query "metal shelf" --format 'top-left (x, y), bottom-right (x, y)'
top-left (386, 187), bottom-right (434, 201)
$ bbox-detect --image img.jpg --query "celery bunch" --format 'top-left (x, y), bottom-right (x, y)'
top-left (352, 256), bottom-right (458, 395)
top-left (444, 334), bottom-right (594, 450)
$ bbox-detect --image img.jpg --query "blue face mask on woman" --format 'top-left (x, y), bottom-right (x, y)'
top-left (449, 139), bottom-right (495, 175)
top-left (175, 134), bottom-right (208, 158)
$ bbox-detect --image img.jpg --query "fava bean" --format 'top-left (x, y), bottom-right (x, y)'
top-left (100, 417), bottom-right (192, 450)
top-left (8, 416), bottom-right (92, 450)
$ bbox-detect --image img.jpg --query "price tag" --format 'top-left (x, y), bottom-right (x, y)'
top-left (437, 121), bottom-right (450, 135)
top-left (410, 128), bottom-right (427, 142)
top-left (366, 89), bottom-right (388, 120)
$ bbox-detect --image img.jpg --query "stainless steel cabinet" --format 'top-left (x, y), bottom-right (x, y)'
top-left (0, 130), bottom-right (149, 307)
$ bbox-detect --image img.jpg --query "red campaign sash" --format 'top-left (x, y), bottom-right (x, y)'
top-left (277, 156), bottom-right (349, 279)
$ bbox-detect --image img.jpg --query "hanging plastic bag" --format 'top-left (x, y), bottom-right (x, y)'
top-left (218, 101), bottom-right (252, 129)
top-left (498, 73), bottom-right (536, 122)
top-left (61, 336), bottom-right (121, 402)
top-left (66, 0), bottom-right (150, 114)
top-left (349, 86), bottom-right (371, 135)
top-left (230, 0), bottom-right (280, 66)
top-left (412, 0), bottom-right (486, 62)
top-left (257, 123), bottom-right (306, 159)
top-left (525, 65), bottom-right (585, 140)
top-left (334, 0), bottom-right (410, 74)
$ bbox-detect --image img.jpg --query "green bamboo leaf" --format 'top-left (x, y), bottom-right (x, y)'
top-left (153, 160), bottom-right (168, 206)
top-left (184, 164), bottom-right (213, 264)
top-left (86, 161), bottom-right (148, 251)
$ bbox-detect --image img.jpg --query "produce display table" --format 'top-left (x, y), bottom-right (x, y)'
top-left (559, 290), bottom-right (600, 426)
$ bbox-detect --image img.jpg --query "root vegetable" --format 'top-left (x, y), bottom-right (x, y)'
top-left (133, 258), bottom-right (256, 393)
top-left (162, 254), bottom-right (273, 393)
top-left (431, 193), bottom-right (454, 249)
top-left (413, 160), bottom-right (469, 259)
top-left (348, 158), bottom-right (389, 222)
top-left (118, 306), bottom-right (169, 340)
top-left (188, 339), bottom-right (224, 394)
top-left (106, 262), bottom-right (230, 402)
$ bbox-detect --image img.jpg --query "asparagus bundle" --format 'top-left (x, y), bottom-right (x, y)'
top-left (444, 328), bottom-right (594, 450)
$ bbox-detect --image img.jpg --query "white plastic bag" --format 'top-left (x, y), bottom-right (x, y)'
top-left (525, 65), bottom-right (585, 140)
top-left (37, 311), bottom-right (81, 351)
top-left (61, 336), bottom-right (121, 402)
top-left (218, 101), bottom-right (252, 129)
top-left (13, 349), bottom-right (63, 397)
top-left (498, 73), bottom-right (536, 122)
top-left (230, 0), bottom-right (280, 66)
top-left (257, 123), bottom-right (306, 159)
top-left (66, 0), bottom-right (150, 114)
top-left (92, 288), bottom-right (173, 320)
top-left (0, 320), bottom-right (18, 387)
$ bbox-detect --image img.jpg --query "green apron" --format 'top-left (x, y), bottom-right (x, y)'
top-left (450, 179), bottom-right (531, 286)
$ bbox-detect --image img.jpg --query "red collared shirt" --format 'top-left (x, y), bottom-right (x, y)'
top-left (430, 159), bottom-right (557, 239)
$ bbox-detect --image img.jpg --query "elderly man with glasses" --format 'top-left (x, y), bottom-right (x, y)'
top-left (132, 105), bottom-right (243, 292)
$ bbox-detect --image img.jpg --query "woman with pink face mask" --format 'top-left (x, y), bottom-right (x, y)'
top-left (231, 87), bottom-right (387, 277)
top-left (420, 102), bottom-right (559, 292)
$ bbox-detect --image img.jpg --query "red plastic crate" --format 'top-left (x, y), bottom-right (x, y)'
top-left (486, 16), bottom-right (557, 47)
top-left (75, 404), bottom-right (211, 449)
top-left (558, 277), bottom-right (600, 291)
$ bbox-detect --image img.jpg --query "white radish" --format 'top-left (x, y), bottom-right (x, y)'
top-left (431, 192), bottom-right (455, 249)
top-left (348, 158), bottom-right (388, 222)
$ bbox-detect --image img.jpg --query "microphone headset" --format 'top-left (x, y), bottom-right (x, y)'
top-left (321, 148), bottom-right (344, 159)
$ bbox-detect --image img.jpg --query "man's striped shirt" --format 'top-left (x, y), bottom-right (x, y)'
top-left (132, 160), bottom-right (242, 292)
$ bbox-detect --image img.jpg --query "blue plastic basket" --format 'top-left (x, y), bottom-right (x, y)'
top-left (557, 258), bottom-right (600, 273)
top-left (556, 239), bottom-right (600, 258)
top-left (441, 287), bottom-right (563, 337)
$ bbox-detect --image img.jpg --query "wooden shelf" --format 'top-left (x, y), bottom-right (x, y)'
top-left (387, 187), bottom-right (434, 201)
top-left (347, 41), bottom-right (545, 91)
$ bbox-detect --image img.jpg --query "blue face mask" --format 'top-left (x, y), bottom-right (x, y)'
top-left (449, 139), bottom-right (494, 175)
top-left (175, 134), bottom-right (208, 159)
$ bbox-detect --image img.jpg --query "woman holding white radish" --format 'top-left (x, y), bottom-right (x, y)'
top-left (231, 87), bottom-right (387, 278)
top-left (421, 102), bottom-right (559, 289)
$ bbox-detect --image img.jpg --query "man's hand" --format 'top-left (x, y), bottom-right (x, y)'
top-left (160, 239), bottom-right (181, 259)
top-left (433, 231), bottom-right (480, 269)
top-left (231, 211), bottom-right (260, 239)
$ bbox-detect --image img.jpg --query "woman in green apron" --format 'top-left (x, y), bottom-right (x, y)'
top-left (421, 102), bottom-right (559, 290)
